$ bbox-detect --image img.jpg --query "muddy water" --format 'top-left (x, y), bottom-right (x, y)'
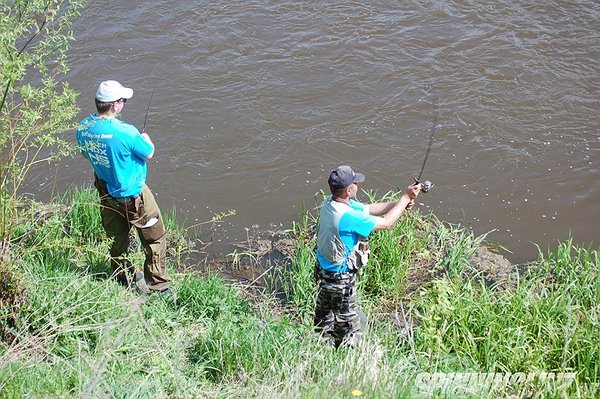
top-left (33, 1), bottom-right (599, 263)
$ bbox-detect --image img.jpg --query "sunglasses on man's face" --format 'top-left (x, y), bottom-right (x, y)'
top-left (116, 98), bottom-right (127, 103)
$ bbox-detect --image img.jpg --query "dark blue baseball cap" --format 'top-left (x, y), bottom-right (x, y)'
top-left (328, 165), bottom-right (366, 189)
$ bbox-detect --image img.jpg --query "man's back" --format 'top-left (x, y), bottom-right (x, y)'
top-left (77, 114), bottom-right (152, 197)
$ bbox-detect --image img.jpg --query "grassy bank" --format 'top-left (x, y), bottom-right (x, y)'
top-left (0, 188), bottom-right (597, 398)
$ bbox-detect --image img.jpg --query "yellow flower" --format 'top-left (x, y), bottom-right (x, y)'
top-left (351, 389), bottom-right (362, 397)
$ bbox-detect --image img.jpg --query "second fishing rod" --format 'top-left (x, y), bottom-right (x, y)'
top-left (141, 88), bottom-right (156, 133)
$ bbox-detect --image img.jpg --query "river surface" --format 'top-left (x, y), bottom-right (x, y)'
top-left (30, 0), bottom-right (599, 263)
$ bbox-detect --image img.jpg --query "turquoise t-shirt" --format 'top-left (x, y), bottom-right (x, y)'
top-left (76, 114), bottom-right (153, 197)
top-left (316, 197), bottom-right (378, 273)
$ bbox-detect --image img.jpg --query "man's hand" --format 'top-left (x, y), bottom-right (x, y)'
top-left (374, 182), bottom-right (422, 230)
top-left (403, 183), bottom-right (421, 210)
top-left (404, 183), bottom-right (422, 200)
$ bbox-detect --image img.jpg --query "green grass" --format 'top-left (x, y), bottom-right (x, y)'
top-left (414, 240), bottom-right (598, 383)
top-left (0, 187), bottom-right (598, 398)
top-left (281, 205), bottom-right (318, 315)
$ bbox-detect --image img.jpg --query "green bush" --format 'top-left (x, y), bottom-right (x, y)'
top-left (1, 0), bottom-right (84, 245)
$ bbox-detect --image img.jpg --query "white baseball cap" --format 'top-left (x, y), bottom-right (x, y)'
top-left (95, 80), bottom-right (134, 102)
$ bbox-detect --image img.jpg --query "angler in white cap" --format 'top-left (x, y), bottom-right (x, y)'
top-left (76, 80), bottom-right (171, 296)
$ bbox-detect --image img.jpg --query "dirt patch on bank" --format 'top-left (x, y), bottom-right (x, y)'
top-left (403, 245), bottom-right (521, 294)
top-left (468, 246), bottom-right (521, 289)
top-left (198, 232), bottom-right (520, 300)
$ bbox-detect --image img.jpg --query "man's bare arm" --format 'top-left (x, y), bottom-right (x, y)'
top-left (141, 132), bottom-right (155, 159)
top-left (371, 184), bottom-right (421, 230)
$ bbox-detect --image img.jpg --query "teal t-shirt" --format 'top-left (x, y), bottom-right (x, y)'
top-left (76, 114), bottom-right (153, 197)
top-left (317, 197), bottom-right (377, 273)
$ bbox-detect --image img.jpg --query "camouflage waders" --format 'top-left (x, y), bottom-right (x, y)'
top-left (313, 268), bottom-right (363, 348)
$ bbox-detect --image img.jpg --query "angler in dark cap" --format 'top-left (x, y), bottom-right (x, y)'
top-left (314, 165), bottom-right (421, 348)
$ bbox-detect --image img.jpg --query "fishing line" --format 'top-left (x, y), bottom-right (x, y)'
top-left (417, 98), bottom-right (437, 181)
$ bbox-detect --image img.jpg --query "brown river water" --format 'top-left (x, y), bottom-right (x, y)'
top-left (28, 1), bottom-right (599, 263)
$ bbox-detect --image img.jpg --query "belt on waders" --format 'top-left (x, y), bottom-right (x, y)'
top-left (318, 269), bottom-right (355, 281)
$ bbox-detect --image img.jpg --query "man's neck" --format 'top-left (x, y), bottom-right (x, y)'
top-left (97, 111), bottom-right (116, 119)
top-left (333, 196), bottom-right (350, 205)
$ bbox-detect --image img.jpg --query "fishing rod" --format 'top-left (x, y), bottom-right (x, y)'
top-left (414, 97), bottom-right (437, 193)
top-left (142, 88), bottom-right (156, 133)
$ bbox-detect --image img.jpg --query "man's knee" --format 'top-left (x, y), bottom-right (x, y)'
top-left (109, 235), bottom-right (130, 257)
top-left (314, 311), bottom-right (334, 327)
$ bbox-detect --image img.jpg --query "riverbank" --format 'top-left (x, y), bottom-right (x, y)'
top-left (0, 187), bottom-right (597, 398)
